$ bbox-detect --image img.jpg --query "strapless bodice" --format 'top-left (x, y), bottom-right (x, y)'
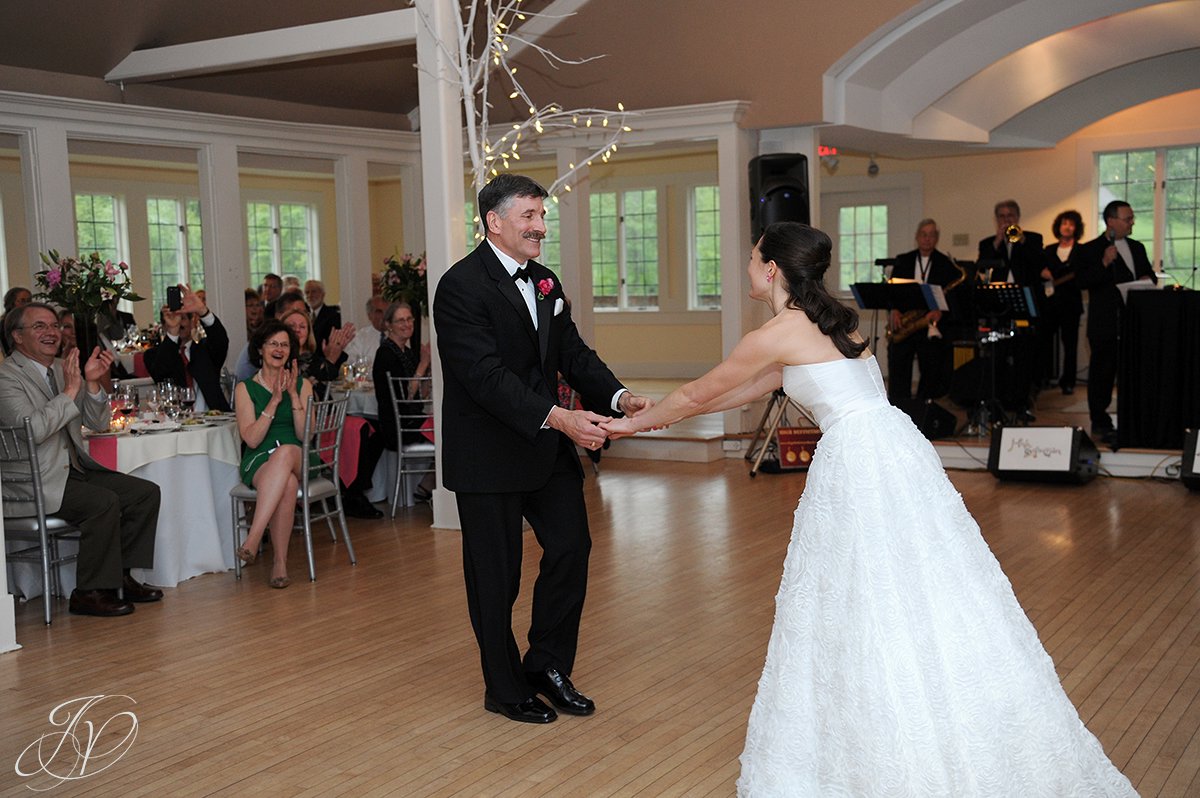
top-left (781, 355), bottom-right (889, 432)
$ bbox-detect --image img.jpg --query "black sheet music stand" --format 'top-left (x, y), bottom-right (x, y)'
top-left (851, 281), bottom-right (939, 355)
top-left (962, 283), bottom-right (1038, 435)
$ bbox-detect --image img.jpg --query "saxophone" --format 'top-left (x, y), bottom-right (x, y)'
top-left (886, 254), bottom-right (967, 344)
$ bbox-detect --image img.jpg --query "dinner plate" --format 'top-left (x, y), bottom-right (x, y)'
top-left (179, 418), bottom-right (212, 429)
top-left (130, 419), bottom-right (181, 433)
top-left (84, 428), bottom-right (128, 438)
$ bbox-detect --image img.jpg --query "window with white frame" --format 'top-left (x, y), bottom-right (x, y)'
top-left (147, 197), bottom-right (204, 310)
top-left (246, 201), bottom-right (318, 288)
top-left (590, 188), bottom-right (659, 310)
top-left (691, 185), bottom-right (721, 309)
top-left (1164, 146), bottom-right (1200, 275)
top-left (1097, 149), bottom-right (1156, 263)
top-left (75, 193), bottom-right (125, 262)
top-left (836, 204), bottom-right (888, 290)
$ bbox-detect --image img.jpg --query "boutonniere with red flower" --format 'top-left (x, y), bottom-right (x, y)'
top-left (536, 278), bottom-right (554, 300)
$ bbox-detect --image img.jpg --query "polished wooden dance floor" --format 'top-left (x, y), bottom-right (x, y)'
top-left (3, 458), bottom-right (1198, 796)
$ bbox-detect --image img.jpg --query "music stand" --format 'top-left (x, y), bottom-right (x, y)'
top-left (962, 283), bottom-right (1037, 435)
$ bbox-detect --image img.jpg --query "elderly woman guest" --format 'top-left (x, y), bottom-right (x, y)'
top-left (373, 301), bottom-right (435, 501)
top-left (278, 308), bottom-right (355, 396)
top-left (1043, 209), bottom-right (1086, 395)
top-left (233, 319), bottom-right (314, 589)
top-left (56, 310), bottom-right (76, 356)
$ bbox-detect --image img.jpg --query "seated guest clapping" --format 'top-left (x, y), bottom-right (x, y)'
top-left (144, 285), bottom-right (231, 412)
top-left (0, 303), bottom-right (162, 616)
top-left (233, 319), bottom-right (315, 589)
top-left (279, 308), bottom-right (355, 397)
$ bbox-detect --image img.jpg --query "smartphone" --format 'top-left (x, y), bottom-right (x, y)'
top-left (167, 286), bottom-right (182, 311)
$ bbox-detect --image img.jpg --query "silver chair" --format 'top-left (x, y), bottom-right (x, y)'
top-left (0, 418), bottom-right (82, 624)
top-left (230, 394), bottom-right (355, 583)
top-left (385, 374), bottom-right (436, 517)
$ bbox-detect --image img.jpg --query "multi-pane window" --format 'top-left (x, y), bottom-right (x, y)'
top-left (147, 197), bottom-right (204, 310)
top-left (246, 201), bottom-right (318, 288)
top-left (590, 189), bottom-right (659, 310)
top-left (1164, 146), bottom-right (1200, 276)
top-left (691, 185), bottom-right (721, 309)
top-left (75, 193), bottom-right (124, 261)
top-left (1097, 149), bottom-right (1156, 263)
top-left (837, 205), bottom-right (887, 290)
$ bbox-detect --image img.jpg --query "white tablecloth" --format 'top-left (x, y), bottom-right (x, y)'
top-left (6, 421), bottom-right (241, 598)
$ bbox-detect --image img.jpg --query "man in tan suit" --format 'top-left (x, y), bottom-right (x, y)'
top-left (0, 303), bottom-right (161, 616)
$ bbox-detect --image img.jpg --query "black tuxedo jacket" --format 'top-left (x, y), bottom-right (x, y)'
top-left (1042, 242), bottom-right (1084, 316)
top-left (312, 304), bottom-right (341, 351)
top-left (1076, 234), bottom-right (1155, 340)
top-left (144, 315), bottom-right (232, 411)
top-left (977, 231), bottom-right (1045, 286)
top-left (433, 241), bottom-right (624, 493)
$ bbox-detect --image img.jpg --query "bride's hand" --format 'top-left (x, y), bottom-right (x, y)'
top-left (601, 417), bottom-right (640, 440)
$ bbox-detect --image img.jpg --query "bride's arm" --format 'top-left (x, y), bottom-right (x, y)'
top-left (606, 329), bottom-right (780, 435)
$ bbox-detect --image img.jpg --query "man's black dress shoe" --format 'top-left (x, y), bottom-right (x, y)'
top-left (1061, 385), bottom-right (1075, 395)
top-left (483, 694), bottom-right (557, 724)
top-left (122, 574), bottom-right (163, 603)
top-left (342, 494), bottom-right (383, 519)
top-left (69, 589), bottom-right (134, 617)
top-left (527, 667), bottom-right (595, 716)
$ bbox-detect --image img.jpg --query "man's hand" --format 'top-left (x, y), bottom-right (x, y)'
top-left (82, 346), bottom-right (113, 388)
top-left (547, 405), bottom-right (610, 451)
top-left (160, 304), bottom-right (182, 337)
top-left (618, 392), bottom-right (655, 417)
top-left (179, 284), bottom-right (207, 317)
top-left (1102, 245), bottom-right (1118, 267)
top-left (61, 349), bottom-right (82, 399)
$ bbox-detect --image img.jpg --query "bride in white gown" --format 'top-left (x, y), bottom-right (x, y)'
top-left (601, 222), bottom-right (1137, 797)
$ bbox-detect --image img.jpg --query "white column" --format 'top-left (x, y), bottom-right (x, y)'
top-left (554, 148), bottom-right (593, 342)
top-left (196, 140), bottom-right (246, 368)
top-left (716, 124), bottom-right (758, 436)
top-left (19, 123), bottom-right (75, 276)
top-left (335, 153), bottom-right (372, 324)
top-left (416, 0), bottom-right (467, 531)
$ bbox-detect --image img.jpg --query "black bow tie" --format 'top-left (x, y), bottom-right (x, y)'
top-left (512, 266), bottom-right (530, 282)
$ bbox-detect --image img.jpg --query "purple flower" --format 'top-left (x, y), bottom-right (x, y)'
top-left (45, 268), bottom-right (62, 288)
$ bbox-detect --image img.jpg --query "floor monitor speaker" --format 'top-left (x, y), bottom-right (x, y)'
top-left (987, 426), bottom-right (1099, 484)
top-left (1182, 429), bottom-right (1200, 491)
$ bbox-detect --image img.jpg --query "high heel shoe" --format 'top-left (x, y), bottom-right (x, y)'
top-left (235, 544), bottom-right (257, 566)
top-left (413, 486), bottom-right (433, 504)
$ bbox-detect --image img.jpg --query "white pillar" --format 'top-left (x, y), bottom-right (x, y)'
top-left (416, 0), bottom-right (467, 530)
top-left (335, 153), bottom-right (372, 324)
top-left (554, 148), bottom-right (593, 342)
top-left (19, 122), bottom-right (75, 276)
top-left (196, 140), bottom-right (246, 368)
top-left (716, 124), bottom-right (758, 436)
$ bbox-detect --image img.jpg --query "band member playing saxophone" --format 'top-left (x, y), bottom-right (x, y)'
top-left (886, 218), bottom-right (963, 403)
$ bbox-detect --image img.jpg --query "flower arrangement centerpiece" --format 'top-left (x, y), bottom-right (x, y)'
top-left (380, 251), bottom-right (428, 316)
top-left (34, 250), bottom-right (144, 357)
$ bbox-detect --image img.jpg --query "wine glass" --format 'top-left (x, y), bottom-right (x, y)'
top-left (119, 385), bottom-right (138, 417)
top-left (143, 387), bottom-right (161, 418)
top-left (179, 387), bottom-right (196, 415)
top-left (160, 383), bottom-right (180, 420)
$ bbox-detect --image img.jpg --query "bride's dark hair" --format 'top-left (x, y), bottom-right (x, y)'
top-left (757, 221), bottom-right (867, 360)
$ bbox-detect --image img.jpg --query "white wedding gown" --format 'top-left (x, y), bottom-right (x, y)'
top-left (736, 355), bottom-right (1137, 797)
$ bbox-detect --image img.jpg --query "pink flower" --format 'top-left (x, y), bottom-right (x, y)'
top-left (536, 278), bottom-right (554, 299)
top-left (45, 268), bottom-right (62, 288)
top-left (104, 260), bottom-right (119, 277)
top-left (415, 261), bottom-right (427, 277)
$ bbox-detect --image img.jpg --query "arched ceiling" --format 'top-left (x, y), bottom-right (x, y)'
top-left (824, 0), bottom-right (1200, 153)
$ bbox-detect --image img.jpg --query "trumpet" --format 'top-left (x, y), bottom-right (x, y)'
top-left (1004, 224), bottom-right (1023, 244)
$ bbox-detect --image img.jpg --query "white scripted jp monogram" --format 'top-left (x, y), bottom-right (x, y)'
top-left (14, 695), bottom-right (139, 791)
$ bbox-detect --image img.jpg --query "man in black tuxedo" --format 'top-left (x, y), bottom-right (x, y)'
top-left (144, 285), bottom-right (232, 412)
top-left (1076, 200), bottom-right (1156, 444)
top-left (434, 174), bottom-right (652, 724)
top-left (305, 279), bottom-right (341, 353)
top-left (887, 218), bottom-right (960, 402)
top-left (977, 199), bottom-right (1048, 417)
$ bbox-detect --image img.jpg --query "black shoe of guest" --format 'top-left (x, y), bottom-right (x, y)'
top-left (69, 589), bottom-right (134, 617)
top-left (483, 694), bottom-right (557, 723)
top-left (527, 667), bottom-right (595, 716)
top-left (342, 494), bottom-right (383, 519)
top-left (1061, 385), bottom-right (1074, 395)
top-left (122, 574), bottom-right (163, 603)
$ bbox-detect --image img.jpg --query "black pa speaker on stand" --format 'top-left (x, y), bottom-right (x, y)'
top-left (987, 426), bottom-right (1099, 484)
top-left (896, 398), bottom-right (956, 440)
top-left (1182, 429), bottom-right (1200, 491)
top-left (749, 154), bottom-right (809, 239)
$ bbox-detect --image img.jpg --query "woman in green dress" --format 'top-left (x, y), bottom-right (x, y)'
top-left (233, 318), bottom-right (314, 588)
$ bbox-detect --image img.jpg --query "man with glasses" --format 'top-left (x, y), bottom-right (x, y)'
top-left (0, 303), bottom-right (162, 617)
top-left (1078, 200), bottom-right (1157, 446)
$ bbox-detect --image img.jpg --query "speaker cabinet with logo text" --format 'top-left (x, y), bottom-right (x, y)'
top-left (749, 154), bottom-right (809, 239)
top-left (987, 426), bottom-right (1099, 484)
top-left (1183, 428), bottom-right (1200, 491)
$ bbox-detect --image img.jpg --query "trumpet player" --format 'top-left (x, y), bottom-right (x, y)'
top-left (887, 219), bottom-right (958, 403)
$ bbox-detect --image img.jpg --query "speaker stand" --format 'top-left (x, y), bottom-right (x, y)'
top-left (745, 389), bottom-right (813, 477)
top-left (960, 329), bottom-right (1012, 437)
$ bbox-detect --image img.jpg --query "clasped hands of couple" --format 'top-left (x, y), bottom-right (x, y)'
top-left (546, 392), bottom-right (660, 451)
